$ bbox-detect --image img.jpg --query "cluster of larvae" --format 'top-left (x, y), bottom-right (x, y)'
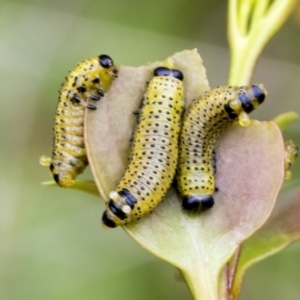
top-left (40, 55), bottom-right (297, 228)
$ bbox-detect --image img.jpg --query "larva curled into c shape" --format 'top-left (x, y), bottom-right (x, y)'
top-left (176, 84), bottom-right (267, 211)
top-left (40, 54), bottom-right (118, 187)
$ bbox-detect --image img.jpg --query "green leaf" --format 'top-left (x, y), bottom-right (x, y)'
top-left (231, 190), bottom-right (300, 299)
top-left (85, 50), bottom-right (285, 299)
top-left (273, 111), bottom-right (299, 131)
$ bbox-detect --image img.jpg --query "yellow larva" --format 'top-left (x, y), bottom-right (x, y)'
top-left (176, 85), bottom-right (267, 211)
top-left (284, 140), bottom-right (298, 180)
top-left (102, 67), bottom-right (185, 228)
top-left (40, 55), bottom-right (118, 187)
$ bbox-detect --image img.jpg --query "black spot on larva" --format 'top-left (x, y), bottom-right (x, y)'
top-left (102, 211), bottom-right (117, 228)
top-left (92, 77), bottom-right (100, 84)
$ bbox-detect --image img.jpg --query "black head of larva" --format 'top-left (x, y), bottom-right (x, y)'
top-left (53, 173), bottom-right (60, 185)
top-left (119, 188), bottom-right (137, 208)
top-left (108, 199), bottom-right (127, 220)
top-left (251, 85), bottom-right (266, 104)
top-left (99, 54), bottom-right (114, 69)
top-left (49, 163), bottom-right (55, 172)
top-left (238, 93), bottom-right (254, 113)
top-left (102, 211), bottom-right (117, 228)
top-left (154, 67), bottom-right (184, 81)
top-left (239, 85), bottom-right (266, 113)
top-left (182, 195), bottom-right (215, 211)
top-left (102, 198), bottom-right (129, 228)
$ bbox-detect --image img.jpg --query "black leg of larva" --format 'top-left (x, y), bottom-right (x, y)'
top-left (77, 86), bottom-right (86, 93)
top-left (90, 95), bottom-right (101, 101)
top-left (71, 96), bottom-right (96, 109)
top-left (97, 88), bottom-right (104, 96)
top-left (87, 103), bottom-right (97, 110)
top-left (138, 98), bottom-right (144, 109)
top-left (71, 96), bottom-right (82, 104)
top-left (132, 110), bottom-right (140, 122)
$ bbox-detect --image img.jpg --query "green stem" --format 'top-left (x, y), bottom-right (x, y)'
top-left (273, 112), bottom-right (299, 131)
top-left (228, 0), bottom-right (298, 85)
top-left (182, 267), bottom-right (220, 300)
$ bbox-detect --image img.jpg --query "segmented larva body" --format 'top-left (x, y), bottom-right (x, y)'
top-left (102, 67), bottom-right (185, 228)
top-left (40, 55), bottom-right (118, 187)
top-left (284, 140), bottom-right (298, 180)
top-left (176, 85), bottom-right (267, 211)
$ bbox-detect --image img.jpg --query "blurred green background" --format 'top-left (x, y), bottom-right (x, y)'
top-left (1, 0), bottom-right (300, 299)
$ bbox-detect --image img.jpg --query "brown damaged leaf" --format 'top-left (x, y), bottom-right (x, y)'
top-left (85, 50), bottom-right (285, 299)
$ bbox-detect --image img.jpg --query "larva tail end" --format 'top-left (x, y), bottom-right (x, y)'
top-left (53, 173), bottom-right (75, 188)
top-left (182, 195), bottom-right (214, 211)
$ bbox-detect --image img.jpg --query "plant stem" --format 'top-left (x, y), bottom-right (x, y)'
top-left (228, 0), bottom-right (299, 85)
top-left (182, 267), bottom-right (220, 300)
